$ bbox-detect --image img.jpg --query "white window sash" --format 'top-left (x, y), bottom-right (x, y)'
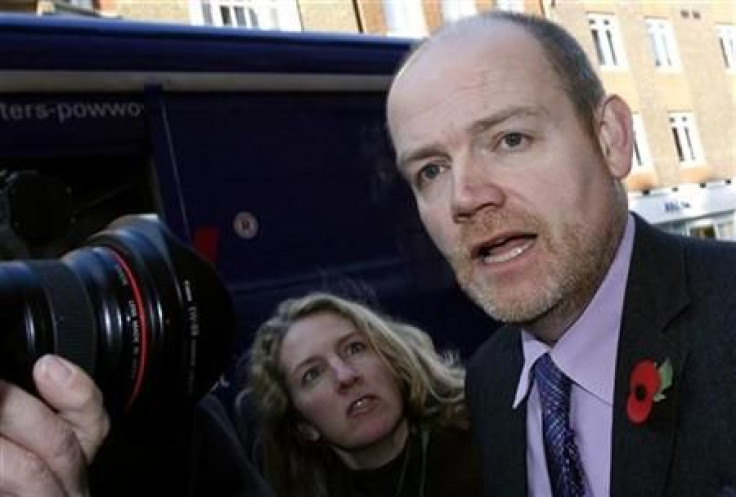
top-left (589, 14), bottom-right (626, 69)
top-left (191, 0), bottom-right (301, 31)
top-left (669, 113), bottom-right (704, 165)
top-left (67, 0), bottom-right (94, 8)
top-left (384, 0), bottom-right (427, 38)
top-left (441, 0), bottom-right (477, 22)
top-left (631, 114), bottom-right (652, 168)
top-left (717, 25), bottom-right (736, 70)
top-left (496, 0), bottom-right (524, 13)
top-left (646, 19), bottom-right (679, 69)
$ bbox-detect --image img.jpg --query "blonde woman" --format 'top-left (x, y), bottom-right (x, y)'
top-left (246, 292), bottom-right (483, 497)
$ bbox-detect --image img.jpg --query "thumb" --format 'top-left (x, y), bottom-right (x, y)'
top-left (33, 354), bottom-right (110, 462)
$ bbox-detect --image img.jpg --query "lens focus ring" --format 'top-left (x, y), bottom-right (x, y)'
top-left (26, 260), bottom-right (97, 376)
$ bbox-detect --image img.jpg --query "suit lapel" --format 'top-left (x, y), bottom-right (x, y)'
top-left (498, 331), bottom-right (528, 496)
top-left (610, 217), bottom-right (690, 497)
top-left (481, 327), bottom-right (528, 496)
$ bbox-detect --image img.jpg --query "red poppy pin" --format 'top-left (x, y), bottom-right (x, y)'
top-left (626, 358), bottom-right (673, 424)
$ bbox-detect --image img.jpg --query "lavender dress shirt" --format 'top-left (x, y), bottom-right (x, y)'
top-left (512, 214), bottom-right (635, 497)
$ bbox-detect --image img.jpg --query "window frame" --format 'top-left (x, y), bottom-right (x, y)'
top-left (645, 18), bottom-right (681, 70)
top-left (383, 0), bottom-right (428, 38)
top-left (588, 13), bottom-right (627, 70)
top-left (496, 0), bottom-right (524, 13)
top-left (668, 112), bottom-right (704, 166)
top-left (65, 0), bottom-right (94, 8)
top-left (191, 0), bottom-right (301, 31)
top-left (716, 24), bottom-right (736, 71)
top-left (631, 113), bottom-right (653, 169)
top-left (441, 0), bottom-right (478, 22)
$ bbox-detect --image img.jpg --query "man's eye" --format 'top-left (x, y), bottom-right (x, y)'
top-left (416, 163), bottom-right (444, 186)
top-left (345, 341), bottom-right (366, 356)
top-left (499, 132), bottom-right (526, 149)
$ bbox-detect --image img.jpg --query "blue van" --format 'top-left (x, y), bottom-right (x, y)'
top-left (0, 15), bottom-right (493, 495)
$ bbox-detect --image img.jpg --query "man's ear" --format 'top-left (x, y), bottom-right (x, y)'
top-left (297, 421), bottom-right (321, 442)
top-left (595, 94), bottom-right (634, 180)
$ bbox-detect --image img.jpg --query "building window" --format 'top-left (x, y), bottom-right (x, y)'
top-left (631, 113), bottom-right (652, 168)
top-left (688, 216), bottom-right (734, 240)
top-left (65, 0), bottom-right (94, 8)
top-left (193, 0), bottom-right (301, 31)
top-left (645, 18), bottom-right (680, 69)
top-left (669, 113), bottom-right (703, 165)
top-left (496, 0), bottom-right (524, 12)
top-left (662, 215), bottom-right (735, 240)
top-left (717, 25), bottom-right (736, 71)
top-left (716, 217), bottom-right (735, 240)
top-left (442, 0), bottom-right (477, 22)
top-left (688, 223), bottom-right (716, 239)
top-left (383, 0), bottom-right (427, 38)
top-left (588, 14), bottom-right (626, 69)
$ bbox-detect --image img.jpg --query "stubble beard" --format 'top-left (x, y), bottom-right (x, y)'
top-left (450, 208), bottom-right (623, 332)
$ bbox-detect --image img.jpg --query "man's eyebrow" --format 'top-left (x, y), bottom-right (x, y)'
top-left (467, 106), bottom-right (543, 136)
top-left (396, 143), bottom-right (445, 172)
top-left (396, 106), bottom-right (543, 171)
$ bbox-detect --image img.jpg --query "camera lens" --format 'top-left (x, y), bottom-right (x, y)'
top-left (0, 215), bottom-right (234, 420)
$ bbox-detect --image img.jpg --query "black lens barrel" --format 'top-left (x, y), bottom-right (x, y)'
top-left (25, 261), bottom-right (97, 376)
top-left (0, 261), bottom-right (96, 393)
top-left (0, 215), bottom-right (234, 422)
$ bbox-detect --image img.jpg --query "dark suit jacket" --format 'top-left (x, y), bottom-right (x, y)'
top-left (466, 215), bottom-right (736, 496)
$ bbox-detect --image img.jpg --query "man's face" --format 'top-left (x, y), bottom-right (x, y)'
top-left (387, 23), bottom-right (631, 335)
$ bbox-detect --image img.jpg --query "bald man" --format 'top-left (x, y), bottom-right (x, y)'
top-left (387, 11), bottom-right (736, 497)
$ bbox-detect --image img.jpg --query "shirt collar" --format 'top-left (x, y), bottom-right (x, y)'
top-left (512, 214), bottom-right (636, 409)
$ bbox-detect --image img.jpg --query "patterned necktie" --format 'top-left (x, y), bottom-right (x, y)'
top-left (533, 353), bottom-right (585, 497)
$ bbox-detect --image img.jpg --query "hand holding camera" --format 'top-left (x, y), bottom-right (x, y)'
top-left (0, 355), bottom-right (106, 496)
top-left (0, 215), bottom-right (235, 495)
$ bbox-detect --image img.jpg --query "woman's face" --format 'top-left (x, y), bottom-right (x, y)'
top-left (278, 311), bottom-right (407, 469)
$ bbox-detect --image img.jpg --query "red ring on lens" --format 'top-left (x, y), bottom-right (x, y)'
top-left (109, 249), bottom-right (149, 411)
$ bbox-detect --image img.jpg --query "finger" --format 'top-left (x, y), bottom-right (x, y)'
top-left (0, 433), bottom-right (67, 497)
top-left (33, 355), bottom-right (110, 463)
top-left (0, 379), bottom-right (81, 497)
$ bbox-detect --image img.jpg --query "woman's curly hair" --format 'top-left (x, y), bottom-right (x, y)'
top-left (241, 292), bottom-right (468, 496)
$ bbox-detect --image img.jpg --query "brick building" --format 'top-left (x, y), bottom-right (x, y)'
top-left (1, 0), bottom-right (99, 15)
top-left (4, 0), bottom-right (735, 238)
top-left (550, 2), bottom-right (736, 238)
